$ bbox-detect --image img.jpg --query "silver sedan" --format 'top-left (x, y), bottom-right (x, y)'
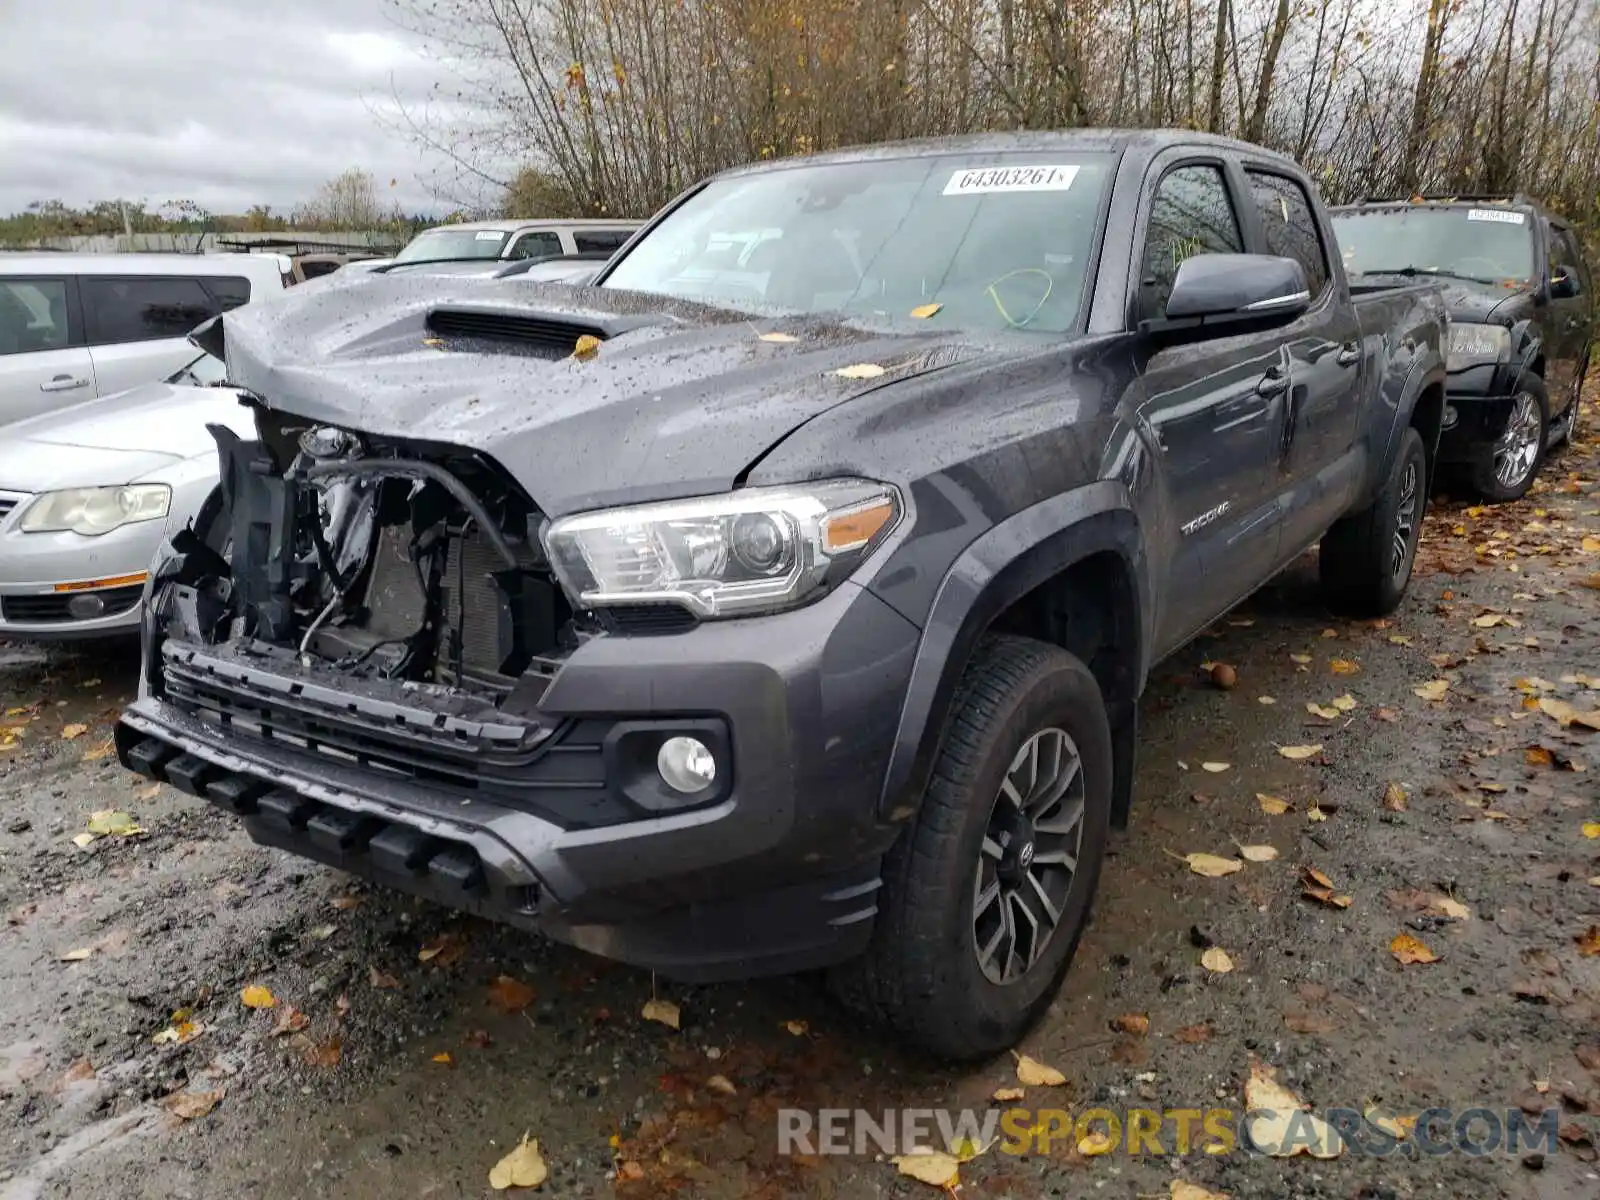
top-left (0, 354), bottom-right (252, 640)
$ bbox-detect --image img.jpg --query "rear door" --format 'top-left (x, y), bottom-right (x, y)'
top-left (81, 275), bottom-right (221, 396)
top-left (1546, 223), bottom-right (1590, 419)
top-left (0, 276), bottom-right (96, 427)
top-left (1133, 156), bottom-right (1290, 653)
top-left (1242, 166), bottom-right (1363, 555)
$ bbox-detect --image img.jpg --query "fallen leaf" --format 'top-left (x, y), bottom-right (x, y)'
top-left (833, 362), bottom-right (886, 380)
top-left (59, 947), bottom-right (92, 962)
top-left (1173, 1022), bottom-right (1214, 1043)
top-left (368, 965), bottom-right (401, 990)
top-left (329, 895), bottom-right (361, 911)
top-left (1382, 782), bottom-right (1409, 811)
top-left (1243, 1060), bottom-right (1342, 1158)
top-left (269, 1007), bottom-right (310, 1037)
top-left (1376, 707), bottom-right (1400, 722)
top-left (1306, 703), bottom-right (1340, 719)
top-left (1538, 698), bottom-right (1600, 729)
top-left (1390, 933), bottom-right (1439, 965)
top-left (909, 303), bottom-right (943, 319)
top-left (432, 1052), bottom-right (454, 1065)
top-left (1283, 1010), bottom-right (1338, 1035)
top-left (1414, 680), bottom-right (1451, 702)
top-left (782, 1019), bottom-right (808, 1036)
top-left (1302, 866), bottom-right (1353, 908)
top-left (757, 331), bottom-right (798, 343)
top-left (295, 1035), bottom-right (342, 1067)
top-left (60, 723), bottom-right (88, 740)
top-left (1330, 659), bottom-right (1360, 675)
top-left (1389, 634), bottom-right (1412, 645)
top-left (135, 783), bottom-right (161, 802)
top-left (890, 1149), bottom-right (959, 1188)
top-left (1182, 852), bottom-right (1243, 877)
top-left (71, 833), bottom-right (96, 848)
top-left (1526, 746), bottom-right (1555, 767)
top-left (162, 1089), bottom-right (222, 1120)
top-left (1578, 927), bottom-right (1600, 957)
top-left (992, 1086), bottom-right (1025, 1101)
top-left (56, 1059), bottom-right (95, 1087)
top-left (1278, 744), bottom-right (1323, 760)
top-left (1257, 695), bottom-right (1276, 705)
top-left (1306, 803), bottom-right (1330, 822)
top-left (707, 1074), bottom-right (737, 1096)
top-left (1014, 1053), bottom-right (1067, 1087)
top-left (465, 1030), bottom-right (492, 1049)
top-left (1201, 947), bottom-right (1234, 973)
top-left (1331, 694), bottom-right (1358, 712)
top-left (82, 738), bottom-right (115, 762)
top-left (1200, 761), bottom-right (1230, 773)
top-left (86, 810), bottom-right (141, 836)
top-left (308, 924), bottom-right (336, 941)
top-left (151, 1021), bottom-right (203, 1046)
top-left (487, 975), bottom-right (536, 1014)
top-left (1236, 844), bottom-right (1279, 862)
top-left (1364, 1107), bottom-right (1417, 1141)
top-left (1078, 1129), bottom-right (1116, 1155)
top-left (1256, 793), bottom-right (1292, 815)
top-left (1171, 1184), bottom-right (1230, 1200)
top-left (240, 985), bottom-right (277, 1009)
top-left (489, 1134), bottom-right (549, 1190)
top-left (1432, 896), bottom-right (1472, 920)
top-left (417, 933), bottom-right (465, 966)
top-left (1112, 1013), bottom-right (1150, 1036)
top-left (1585, 822), bottom-right (1600, 839)
top-left (1290, 653), bottom-right (1313, 664)
top-left (1321, 629), bottom-right (1339, 639)
top-left (571, 334), bottom-right (601, 361)
top-left (642, 998), bottom-right (681, 1030)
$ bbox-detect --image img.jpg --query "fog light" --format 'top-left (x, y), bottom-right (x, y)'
top-left (1442, 404), bottom-right (1459, 431)
top-left (66, 594), bottom-right (106, 619)
top-left (657, 736), bottom-right (716, 793)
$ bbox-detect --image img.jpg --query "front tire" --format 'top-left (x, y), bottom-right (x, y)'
top-left (834, 636), bottom-right (1112, 1060)
top-left (1471, 378), bottom-right (1548, 501)
top-left (1319, 426), bottom-right (1428, 617)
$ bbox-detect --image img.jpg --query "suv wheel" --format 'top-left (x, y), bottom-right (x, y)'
top-left (1319, 426), bottom-right (1428, 617)
top-left (833, 635), bottom-right (1111, 1060)
top-left (1472, 379), bottom-right (1548, 501)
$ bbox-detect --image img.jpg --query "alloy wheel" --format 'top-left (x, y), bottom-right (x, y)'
top-left (1494, 391), bottom-right (1543, 489)
top-left (971, 727), bottom-right (1087, 986)
top-left (1390, 459), bottom-right (1419, 586)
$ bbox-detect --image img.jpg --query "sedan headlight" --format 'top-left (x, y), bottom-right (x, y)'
top-left (543, 480), bottom-right (901, 618)
top-left (1447, 322), bottom-right (1510, 371)
top-left (18, 485), bottom-right (171, 537)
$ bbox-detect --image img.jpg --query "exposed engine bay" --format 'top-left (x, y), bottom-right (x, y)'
top-left (160, 408), bottom-right (580, 709)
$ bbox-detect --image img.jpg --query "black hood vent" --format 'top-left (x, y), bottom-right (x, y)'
top-left (426, 308), bottom-right (608, 357)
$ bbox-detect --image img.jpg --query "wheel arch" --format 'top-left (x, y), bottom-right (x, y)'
top-left (876, 481), bottom-right (1150, 825)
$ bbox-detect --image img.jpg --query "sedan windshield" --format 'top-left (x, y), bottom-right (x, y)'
top-left (1332, 207), bottom-right (1534, 284)
top-left (603, 154), bottom-right (1114, 334)
top-left (394, 229), bottom-right (508, 263)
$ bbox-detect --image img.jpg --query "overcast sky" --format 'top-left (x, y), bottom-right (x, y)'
top-left (0, 0), bottom-right (464, 218)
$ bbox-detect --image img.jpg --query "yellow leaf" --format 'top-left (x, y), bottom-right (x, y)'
top-left (1364, 1106), bottom-right (1417, 1141)
top-left (992, 1086), bottom-right (1025, 1102)
top-left (1306, 703), bottom-right (1340, 719)
top-left (1413, 679), bottom-right (1450, 701)
top-left (1388, 634), bottom-right (1412, 645)
top-left (417, 933), bottom-right (465, 966)
top-left (707, 1074), bottom-right (737, 1096)
top-left (71, 833), bottom-right (96, 848)
top-left (240, 985), bottom-right (277, 1009)
top-left (1172, 1184), bottom-right (1231, 1200)
top-left (152, 1020), bottom-right (203, 1046)
top-left (432, 1052), bottom-right (454, 1065)
top-left (571, 334), bottom-right (601, 361)
top-left (1331, 694), bottom-right (1358, 712)
top-left (86, 810), bottom-right (140, 836)
top-left (757, 331), bottom-right (798, 343)
top-left (489, 1134), bottom-right (548, 1190)
top-left (1389, 933), bottom-right (1438, 965)
top-left (1577, 926), bottom-right (1600, 956)
top-left (1583, 535), bottom-right (1600, 552)
top-left (1329, 659), bottom-right (1360, 675)
top-left (135, 783), bottom-right (161, 802)
top-left (1290, 653), bottom-right (1313, 664)
top-left (1257, 695), bottom-right (1276, 705)
top-left (1200, 761), bottom-right (1230, 773)
top-left (1078, 1129), bottom-right (1116, 1155)
top-left (1112, 1012), bottom-right (1150, 1036)
top-left (162, 1089), bottom-right (223, 1120)
top-left (833, 362), bottom-right (886, 379)
top-left (782, 1019), bottom-right (808, 1036)
top-left (1014, 1053), bottom-right (1066, 1087)
top-left (1257, 793), bottom-right (1291, 815)
top-left (59, 947), bottom-right (93, 962)
top-left (909, 303), bottom-right (943, 319)
top-left (61, 723), bottom-right (89, 740)
top-left (1278, 744), bottom-right (1323, 760)
top-left (1201, 947), bottom-right (1234, 973)
top-left (1183, 852), bottom-right (1243, 877)
top-left (1584, 822), bottom-right (1600, 838)
top-left (1538, 698), bottom-right (1600, 729)
top-left (891, 1149), bottom-right (960, 1187)
top-left (1243, 1061), bottom-right (1343, 1158)
top-left (1307, 804), bottom-right (1330, 823)
top-left (1236, 844), bottom-right (1279, 863)
top-left (1431, 896), bottom-right (1471, 920)
top-left (1382, 782), bottom-right (1408, 811)
top-left (642, 998), bottom-right (680, 1030)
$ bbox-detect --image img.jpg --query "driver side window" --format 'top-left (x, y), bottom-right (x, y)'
top-left (1139, 164), bottom-right (1244, 320)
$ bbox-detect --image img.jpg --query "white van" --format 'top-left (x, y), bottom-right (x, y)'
top-left (0, 253), bottom-right (289, 427)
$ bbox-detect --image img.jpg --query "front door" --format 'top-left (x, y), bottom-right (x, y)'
top-left (1133, 160), bottom-right (1289, 655)
top-left (1546, 223), bottom-right (1591, 427)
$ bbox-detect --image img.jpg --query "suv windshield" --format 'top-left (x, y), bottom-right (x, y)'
top-left (1332, 207), bottom-right (1534, 284)
top-left (603, 153), bottom-right (1114, 334)
top-left (394, 229), bottom-right (509, 263)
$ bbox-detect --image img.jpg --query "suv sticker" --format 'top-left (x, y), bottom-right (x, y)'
top-left (1467, 209), bottom-right (1526, 225)
top-left (943, 165), bottom-right (1079, 196)
top-left (475, 230), bottom-right (505, 240)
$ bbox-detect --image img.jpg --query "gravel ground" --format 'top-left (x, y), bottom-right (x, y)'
top-left (1, 400), bottom-right (1597, 1200)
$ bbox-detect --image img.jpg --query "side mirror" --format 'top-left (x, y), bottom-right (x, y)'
top-left (1549, 269), bottom-right (1578, 300)
top-left (1143, 253), bottom-right (1311, 340)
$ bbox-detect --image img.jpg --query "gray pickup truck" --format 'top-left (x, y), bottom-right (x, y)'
top-left (116, 131), bottom-right (1447, 1059)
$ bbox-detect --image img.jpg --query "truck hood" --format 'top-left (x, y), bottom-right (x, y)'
top-left (220, 275), bottom-right (985, 516)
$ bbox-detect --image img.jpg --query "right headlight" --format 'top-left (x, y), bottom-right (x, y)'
top-left (1447, 322), bottom-right (1510, 371)
top-left (542, 479), bottom-right (902, 618)
top-left (18, 484), bottom-right (171, 537)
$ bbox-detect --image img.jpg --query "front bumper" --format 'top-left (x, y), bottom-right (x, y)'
top-left (117, 578), bottom-right (921, 981)
top-left (1437, 391), bottom-right (1517, 465)
top-left (0, 495), bottom-right (162, 640)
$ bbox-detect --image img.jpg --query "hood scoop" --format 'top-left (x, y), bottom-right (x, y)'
top-left (426, 308), bottom-right (611, 358)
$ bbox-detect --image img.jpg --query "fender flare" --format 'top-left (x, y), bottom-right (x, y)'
top-left (1379, 353), bottom-right (1448, 488)
top-left (876, 480), bottom-right (1150, 822)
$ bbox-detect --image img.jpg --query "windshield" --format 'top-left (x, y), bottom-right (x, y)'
top-left (1332, 207), bottom-right (1534, 284)
top-left (168, 353), bottom-right (227, 387)
top-left (602, 154), bottom-right (1114, 334)
top-left (394, 228), bottom-right (509, 263)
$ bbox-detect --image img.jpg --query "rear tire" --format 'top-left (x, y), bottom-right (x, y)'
top-left (832, 635), bottom-right (1112, 1060)
top-left (1470, 378), bottom-right (1547, 501)
top-left (1319, 426), bottom-right (1427, 618)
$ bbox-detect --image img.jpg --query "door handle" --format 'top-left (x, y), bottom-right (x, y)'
top-left (40, 375), bottom-right (90, 393)
top-left (1336, 342), bottom-right (1360, 367)
top-left (1256, 366), bottom-right (1289, 397)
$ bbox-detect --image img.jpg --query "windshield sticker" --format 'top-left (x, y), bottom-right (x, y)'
top-left (943, 165), bottom-right (1079, 196)
top-left (475, 230), bottom-right (504, 240)
top-left (1467, 209), bottom-right (1526, 225)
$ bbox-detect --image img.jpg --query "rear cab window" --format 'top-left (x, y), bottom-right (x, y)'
top-left (573, 229), bottom-right (632, 253)
top-left (82, 276), bottom-right (224, 346)
top-left (1245, 170), bottom-right (1329, 296)
top-left (1138, 163), bottom-right (1244, 320)
top-left (507, 231), bottom-right (562, 260)
top-left (0, 278), bottom-right (76, 356)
